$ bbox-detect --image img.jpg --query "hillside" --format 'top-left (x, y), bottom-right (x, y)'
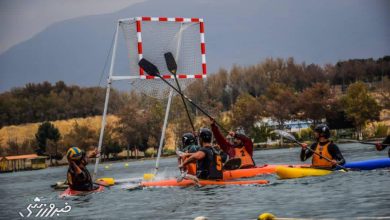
top-left (0, 115), bottom-right (181, 154)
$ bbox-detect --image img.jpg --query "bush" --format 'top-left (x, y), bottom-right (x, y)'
top-left (252, 125), bottom-right (273, 142)
top-left (163, 148), bottom-right (176, 156)
top-left (374, 123), bottom-right (389, 138)
top-left (299, 128), bottom-right (313, 141)
top-left (144, 148), bottom-right (157, 158)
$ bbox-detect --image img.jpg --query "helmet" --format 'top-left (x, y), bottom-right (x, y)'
top-left (314, 124), bottom-right (330, 139)
top-left (182, 133), bottom-right (196, 146)
top-left (199, 128), bottom-right (212, 143)
top-left (67, 147), bottom-right (83, 161)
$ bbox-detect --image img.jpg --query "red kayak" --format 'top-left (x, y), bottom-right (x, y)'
top-left (222, 164), bottom-right (304, 180)
top-left (60, 185), bottom-right (104, 198)
top-left (140, 179), bottom-right (269, 187)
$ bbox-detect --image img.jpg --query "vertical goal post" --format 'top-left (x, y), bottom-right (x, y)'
top-left (93, 17), bottom-right (207, 180)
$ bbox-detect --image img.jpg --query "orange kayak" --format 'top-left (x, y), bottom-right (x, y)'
top-left (222, 164), bottom-right (303, 180)
top-left (60, 185), bottom-right (104, 198)
top-left (140, 179), bottom-right (269, 187)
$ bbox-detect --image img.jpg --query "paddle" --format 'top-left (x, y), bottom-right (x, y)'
top-left (138, 58), bottom-right (229, 133)
top-left (223, 158), bottom-right (242, 170)
top-left (338, 138), bottom-right (390, 147)
top-left (273, 130), bottom-right (348, 171)
top-left (164, 52), bottom-right (196, 133)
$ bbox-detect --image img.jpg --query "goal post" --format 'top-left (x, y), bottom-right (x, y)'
top-left (94, 17), bottom-right (207, 180)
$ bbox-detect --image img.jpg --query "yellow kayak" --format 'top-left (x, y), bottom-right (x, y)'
top-left (276, 166), bottom-right (332, 179)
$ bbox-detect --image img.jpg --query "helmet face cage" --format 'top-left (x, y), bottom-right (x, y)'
top-left (182, 133), bottom-right (196, 146)
top-left (314, 124), bottom-right (330, 139)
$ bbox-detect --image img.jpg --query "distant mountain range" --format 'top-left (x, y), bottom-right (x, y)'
top-left (1, 0), bottom-right (389, 92)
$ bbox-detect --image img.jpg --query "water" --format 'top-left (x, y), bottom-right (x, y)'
top-left (0, 143), bottom-right (389, 219)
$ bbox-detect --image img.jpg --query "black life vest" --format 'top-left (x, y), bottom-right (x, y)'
top-left (67, 165), bottom-right (93, 191)
top-left (196, 147), bottom-right (223, 180)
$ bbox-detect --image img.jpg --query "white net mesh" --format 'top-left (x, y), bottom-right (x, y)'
top-left (119, 18), bottom-right (204, 99)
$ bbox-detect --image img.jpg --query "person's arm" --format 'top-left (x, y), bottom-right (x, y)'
top-left (300, 143), bottom-right (316, 161)
top-left (211, 122), bottom-right (232, 152)
top-left (328, 143), bottom-right (345, 165)
top-left (69, 160), bottom-right (82, 175)
top-left (235, 133), bottom-right (254, 156)
top-left (179, 151), bottom-right (205, 168)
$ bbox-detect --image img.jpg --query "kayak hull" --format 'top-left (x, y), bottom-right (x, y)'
top-left (344, 158), bottom-right (390, 170)
top-left (60, 185), bottom-right (104, 198)
top-left (276, 166), bottom-right (332, 179)
top-left (140, 179), bottom-right (269, 187)
top-left (222, 164), bottom-right (303, 180)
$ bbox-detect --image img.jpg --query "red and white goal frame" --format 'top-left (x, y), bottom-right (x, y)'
top-left (119, 17), bottom-right (207, 79)
top-left (94, 17), bottom-right (208, 180)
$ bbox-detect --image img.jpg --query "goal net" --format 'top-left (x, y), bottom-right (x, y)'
top-left (119, 17), bottom-right (207, 99)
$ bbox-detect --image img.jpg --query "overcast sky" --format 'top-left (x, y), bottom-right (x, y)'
top-left (0, 0), bottom-right (144, 54)
top-left (0, 0), bottom-right (389, 92)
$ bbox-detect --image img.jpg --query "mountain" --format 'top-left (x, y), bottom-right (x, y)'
top-left (0, 0), bottom-right (389, 92)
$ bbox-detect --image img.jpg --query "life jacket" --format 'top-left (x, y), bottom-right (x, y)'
top-left (312, 142), bottom-right (333, 168)
top-left (233, 146), bottom-right (255, 168)
top-left (181, 155), bottom-right (197, 175)
top-left (196, 147), bottom-right (223, 180)
top-left (67, 165), bottom-right (93, 191)
top-left (181, 144), bottom-right (200, 175)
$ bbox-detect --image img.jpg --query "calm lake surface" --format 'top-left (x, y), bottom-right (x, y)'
top-left (1, 143), bottom-right (389, 219)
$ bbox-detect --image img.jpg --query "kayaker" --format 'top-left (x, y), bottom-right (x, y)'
top-left (210, 120), bottom-right (255, 168)
top-left (300, 124), bottom-right (345, 169)
top-left (179, 128), bottom-right (223, 180)
top-left (375, 135), bottom-right (390, 157)
top-left (66, 147), bottom-right (99, 191)
top-left (178, 132), bottom-right (201, 175)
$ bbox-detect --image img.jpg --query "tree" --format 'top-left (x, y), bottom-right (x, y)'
top-left (63, 122), bottom-right (97, 152)
top-left (117, 97), bottom-right (164, 153)
top-left (297, 83), bottom-right (333, 124)
top-left (102, 140), bottom-right (122, 159)
top-left (341, 81), bottom-right (381, 139)
top-left (231, 93), bottom-right (262, 136)
top-left (262, 83), bottom-right (298, 128)
top-left (35, 121), bottom-right (61, 153)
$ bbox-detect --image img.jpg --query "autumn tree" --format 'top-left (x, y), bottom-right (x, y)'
top-left (262, 83), bottom-right (298, 128)
top-left (63, 122), bottom-right (97, 152)
top-left (341, 81), bottom-right (381, 139)
top-left (231, 93), bottom-right (262, 136)
top-left (117, 95), bottom-right (164, 153)
top-left (297, 83), bottom-right (333, 124)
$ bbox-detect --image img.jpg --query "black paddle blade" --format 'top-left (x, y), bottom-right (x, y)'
top-left (223, 158), bottom-right (241, 170)
top-left (164, 52), bottom-right (177, 74)
top-left (138, 58), bottom-right (160, 77)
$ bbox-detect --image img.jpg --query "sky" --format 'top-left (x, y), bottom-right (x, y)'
top-left (0, 0), bottom-right (389, 92)
top-left (0, 0), bottom-right (145, 54)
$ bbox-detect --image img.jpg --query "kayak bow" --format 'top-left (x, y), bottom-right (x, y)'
top-left (60, 185), bottom-right (104, 198)
top-left (276, 166), bottom-right (332, 179)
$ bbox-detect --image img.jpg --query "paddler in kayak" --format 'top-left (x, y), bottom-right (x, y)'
top-left (178, 132), bottom-right (200, 175)
top-left (301, 124), bottom-right (345, 169)
top-left (211, 120), bottom-right (255, 169)
top-left (66, 147), bottom-right (100, 191)
top-left (179, 128), bottom-right (223, 180)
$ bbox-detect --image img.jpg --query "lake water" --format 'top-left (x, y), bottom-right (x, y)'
top-left (0, 143), bottom-right (389, 219)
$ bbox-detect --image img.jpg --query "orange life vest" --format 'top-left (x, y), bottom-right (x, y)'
top-left (181, 155), bottom-right (197, 175)
top-left (233, 147), bottom-right (255, 168)
top-left (312, 142), bottom-right (333, 168)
